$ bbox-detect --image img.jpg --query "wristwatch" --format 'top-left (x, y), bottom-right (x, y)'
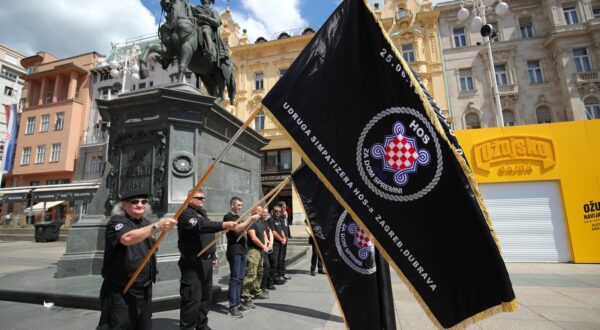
top-left (151, 224), bottom-right (160, 233)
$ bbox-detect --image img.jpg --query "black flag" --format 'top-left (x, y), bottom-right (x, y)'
top-left (292, 165), bottom-right (386, 329)
top-left (262, 0), bottom-right (517, 328)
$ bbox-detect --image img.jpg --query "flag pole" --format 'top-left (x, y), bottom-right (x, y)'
top-left (123, 106), bottom-right (263, 294)
top-left (196, 176), bottom-right (290, 257)
top-left (234, 176), bottom-right (288, 243)
top-left (375, 250), bottom-right (397, 329)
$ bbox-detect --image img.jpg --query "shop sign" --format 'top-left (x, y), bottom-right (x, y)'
top-left (472, 136), bottom-right (556, 174)
top-left (261, 173), bottom-right (290, 184)
top-left (32, 188), bottom-right (96, 202)
top-left (583, 200), bottom-right (600, 232)
top-left (1, 192), bottom-right (29, 203)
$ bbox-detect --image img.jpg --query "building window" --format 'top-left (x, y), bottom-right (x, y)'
top-left (30, 181), bottom-right (39, 186)
top-left (91, 156), bottom-right (103, 174)
top-left (279, 69), bottom-right (288, 78)
top-left (3, 86), bottom-right (14, 97)
top-left (40, 114), bottom-right (50, 132)
top-left (25, 117), bottom-right (35, 134)
top-left (527, 60), bottom-right (544, 84)
top-left (459, 69), bottom-right (474, 92)
top-left (563, 4), bottom-right (579, 24)
top-left (55, 112), bottom-right (64, 130)
top-left (453, 27), bottom-right (467, 48)
top-left (47, 179), bottom-right (70, 185)
top-left (35, 145), bottom-right (46, 164)
top-left (100, 72), bottom-right (112, 81)
top-left (536, 106), bottom-right (552, 123)
top-left (21, 147), bottom-right (31, 165)
top-left (465, 113), bottom-right (481, 129)
top-left (519, 17), bottom-right (534, 38)
top-left (50, 143), bottom-right (61, 162)
top-left (584, 97), bottom-right (600, 119)
top-left (254, 111), bottom-right (265, 130)
top-left (1, 67), bottom-right (18, 80)
top-left (149, 81), bottom-right (154, 87)
top-left (138, 82), bottom-right (146, 89)
top-left (573, 48), bottom-right (592, 72)
top-left (397, 7), bottom-right (408, 19)
top-left (503, 110), bottom-right (516, 126)
top-left (255, 72), bottom-right (264, 90)
top-left (402, 44), bottom-right (415, 62)
top-left (494, 64), bottom-right (508, 86)
top-left (262, 149), bottom-right (292, 173)
top-left (593, 7), bottom-right (600, 19)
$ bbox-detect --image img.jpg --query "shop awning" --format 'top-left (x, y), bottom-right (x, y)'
top-left (0, 188), bottom-right (32, 203)
top-left (32, 185), bottom-right (98, 202)
top-left (25, 201), bottom-right (65, 214)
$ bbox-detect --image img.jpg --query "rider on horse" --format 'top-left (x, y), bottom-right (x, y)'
top-left (191, 0), bottom-right (230, 66)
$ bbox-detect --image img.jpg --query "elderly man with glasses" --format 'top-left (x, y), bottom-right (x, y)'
top-left (98, 187), bottom-right (177, 330)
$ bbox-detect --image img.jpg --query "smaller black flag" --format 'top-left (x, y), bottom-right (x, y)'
top-left (293, 165), bottom-right (385, 329)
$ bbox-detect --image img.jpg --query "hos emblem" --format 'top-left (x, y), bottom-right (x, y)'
top-left (334, 211), bottom-right (376, 274)
top-left (115, 223), bottom-right (124, 231)
top-left (356, 107), bottom-right (443, 202)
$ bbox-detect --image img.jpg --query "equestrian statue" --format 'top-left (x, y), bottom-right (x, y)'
top-left (139, 0), bottom-right (236, 104)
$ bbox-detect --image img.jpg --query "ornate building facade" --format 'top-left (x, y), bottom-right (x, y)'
top-left (437, 0), bottom-right (600, 130)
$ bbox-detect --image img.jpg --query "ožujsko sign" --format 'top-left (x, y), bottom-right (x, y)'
top-left (472, 136), bottom-right (556, 172)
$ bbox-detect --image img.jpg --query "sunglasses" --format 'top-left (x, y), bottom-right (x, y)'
top-left (193, 196), bottom-right (206, 201)
top-left (128, 199), bottom-right (148, 205)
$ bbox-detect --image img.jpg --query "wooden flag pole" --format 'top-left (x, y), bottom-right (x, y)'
top-left (235, 176), bottom-right (288, 243)
top-left (195, 176), bottom-right (290, 257)
top-left (123, 106), bottom-right (263, 294)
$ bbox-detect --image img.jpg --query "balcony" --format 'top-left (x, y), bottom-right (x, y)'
top-left (574, 71), bottom-right (600, 85)
top-left (498, 84), bottom-right (518, 95)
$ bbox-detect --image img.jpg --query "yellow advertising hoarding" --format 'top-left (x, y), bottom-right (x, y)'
top-left (455, 120), bottom-right (600, 263)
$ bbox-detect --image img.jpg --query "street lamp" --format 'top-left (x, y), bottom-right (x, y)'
top-left (457, 0), bottom-right (509, 127)
top-left (108, 42), bottom-right (141, 94)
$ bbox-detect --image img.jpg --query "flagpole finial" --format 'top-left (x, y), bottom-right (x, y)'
top-left (226, 0), bottom-right (230, 11)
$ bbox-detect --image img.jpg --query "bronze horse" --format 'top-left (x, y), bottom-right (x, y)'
top-left (139, 0), bottom-right (236, 104)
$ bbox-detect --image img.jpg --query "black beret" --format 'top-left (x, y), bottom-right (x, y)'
top-left (119, 187), bottom-right (149, 201)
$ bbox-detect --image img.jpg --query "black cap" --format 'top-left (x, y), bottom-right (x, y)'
top-left (119, 187), bottom-right (149, 201)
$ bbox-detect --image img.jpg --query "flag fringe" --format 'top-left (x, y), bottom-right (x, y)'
top-left (362, 0), bottom-right (505, 254)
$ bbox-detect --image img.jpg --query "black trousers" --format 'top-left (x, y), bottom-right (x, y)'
top-left (261, 251), bottom-right (270, 290)
top-left (280, 243), bottom-right (287, 275)
top-left (179, 258), bottom-right (213, 330)
top-left (310, 240), bottom-right (323, 272)
top-left (267, 244), bottom-right (281, 285)
top-left (97, 281), bottom-right (152, 330)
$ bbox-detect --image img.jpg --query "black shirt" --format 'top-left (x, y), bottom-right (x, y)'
top-left (177, 205), bottom-right (223, 259)
top-left (247, 220), bottom-right (266, 250)
top-left (268, 216), bottom-right (285, 245)
top-left (223, 212), bottom-right (247, 256)
top-left (101, 214), bottom-right (156, 287)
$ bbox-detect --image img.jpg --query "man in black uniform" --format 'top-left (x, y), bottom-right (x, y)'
top-left (98, 188), bottom-right (177, 330)
top-left (276, 201), bottom-right (292, 280)
top-left (267, 205), bottom-right (287, 289)
top-left (178, 189), bottom-right (237, 330)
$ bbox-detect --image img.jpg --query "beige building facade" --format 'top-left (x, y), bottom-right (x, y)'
top-left (437, 0), bottom-right (600, 130)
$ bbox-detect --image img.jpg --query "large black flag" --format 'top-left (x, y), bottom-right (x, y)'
top-left (292, 165), bottom-right (386, 329)
top-left (262, 0), bottom-right (517, 328)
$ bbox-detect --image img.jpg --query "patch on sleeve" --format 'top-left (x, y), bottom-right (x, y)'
top-left (189, 218), bottom-right (198, 226)
top-left (115, 223), bottom-right (124, 231)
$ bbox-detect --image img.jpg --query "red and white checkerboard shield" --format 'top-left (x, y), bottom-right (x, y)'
top-left (384, 133), bottom-right (419, 171)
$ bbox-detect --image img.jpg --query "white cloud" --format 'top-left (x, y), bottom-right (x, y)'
top-left (0, 0), bottom-right (157, 58)
top-left (229, 0), bottom-right (308, 42)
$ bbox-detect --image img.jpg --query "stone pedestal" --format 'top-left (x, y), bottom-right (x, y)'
top-left (56, 83), bottom-right (267, 279)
